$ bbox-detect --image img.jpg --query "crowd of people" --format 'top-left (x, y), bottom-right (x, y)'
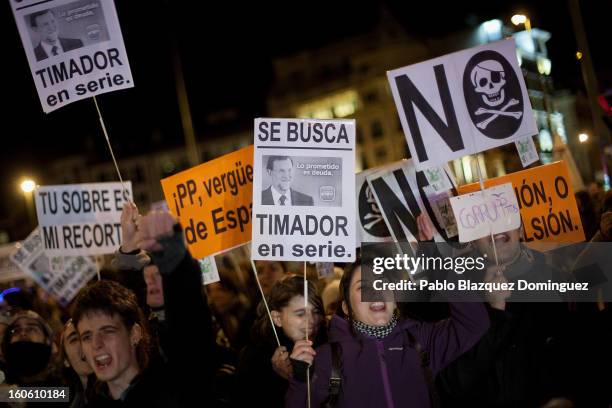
top-left (0, 185), bottom-right (610, 408)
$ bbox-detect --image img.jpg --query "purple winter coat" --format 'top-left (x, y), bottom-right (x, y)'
top-left (286, 302), bottom-right (489, 408)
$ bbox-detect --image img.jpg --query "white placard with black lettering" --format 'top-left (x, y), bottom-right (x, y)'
top-left (9, 0), bottom-right (134, 113)
top-left (388, 39), bottom-right (537, 170)
top-left (34, 181), bottom-right (132, 256)
top-left (449, 182), bottom-right (521, 242)
top-left (252, 118), bottom-right (356, 262)
top-left (10, 228), bottom-right (97, 305)
top-left (366, 159), bottom-right (456, 244)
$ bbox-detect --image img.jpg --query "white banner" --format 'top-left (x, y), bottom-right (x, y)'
top-left (34, 181), bottom-right (132, 256)
top-left (356, 165), bottom-right (394, 248)
top-left (388, 39), bottom-right (537, 170)
top-left (450, 182), bottom-right (521, 242)
top-left (251, 118), bottom-right (356, 262)
top-left (9, 0), bottom-right (134, 113)
top-left (10, 228), bottom-right (97, 305)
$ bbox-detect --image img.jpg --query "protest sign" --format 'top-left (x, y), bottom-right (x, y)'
top-left (366, 159), bottom-right (456, 244)
top-left (251, 118), bottom-right (356, 262)
top-left (0, 244), bottom-right (27, 283)
top-left (10, 228), bottom-right (97, 305)
top-left (450, 183), bottom-right (521, 242)
top-left (458, 161), bottom-right (585, 245)
top-left (515, 136), bottom-right (539, 167)
top-left (34, 181), bottom-right (132, 256)
top-left (316, 262), bottom-right (335, 279)
top-left (10, 0), bottom-right (134, 113)
top-left (356, 165), bottom-right (394, 247)
top-left (198, 256), bottom-right (220, 285)
top-left (388, 39), bottom-right (537, 170)
top-left (161, 146), bottom-right (254, 259)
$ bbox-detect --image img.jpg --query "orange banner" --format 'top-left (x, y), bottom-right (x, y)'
top-left (161, 145), bottom-right (253, 258)
top-left (457, 161), bottom-right (585, 245)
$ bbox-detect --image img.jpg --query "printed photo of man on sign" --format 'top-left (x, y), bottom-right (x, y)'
top-left (261, 155), bottom-right (314, 206)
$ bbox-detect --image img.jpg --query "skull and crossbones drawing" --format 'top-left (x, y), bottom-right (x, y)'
top-left (470, 60), bottom-right (522, 129)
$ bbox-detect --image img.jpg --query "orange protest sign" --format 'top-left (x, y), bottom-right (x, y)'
top-left (457, 161), bottom-right (585, 245)
top-left (161, 145), bottom-right (254, 258)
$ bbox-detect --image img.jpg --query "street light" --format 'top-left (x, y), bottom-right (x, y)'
top-left (511, 13), bottom-right (531, 31)
top-left (19, 178), bottom-right (37, 231)
top-left (20, 179), bottom-right (36, 193)
top-left (578, 133), bottom-right (589, 143)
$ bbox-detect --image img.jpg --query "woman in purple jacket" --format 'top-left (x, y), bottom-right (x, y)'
top-left (286, 259), bottom-right (490, 408)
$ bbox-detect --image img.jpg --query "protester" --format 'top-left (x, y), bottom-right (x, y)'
top-left (73, 210), bottom-right (216, 407)
top-left (254, 260), bottom-right (289, 296)
top-left (60, 319), bottom-right (94, 408)
top-left (236, 276), bottom-right (326, 407)
top-left (286, 256), bottom-right (489, 407)
top-left (435, 226), bottom-right (580, 407)
top-left (575, 190), bottom-right (599, 241)
top-left (1, 310), bottom-right (62, 387)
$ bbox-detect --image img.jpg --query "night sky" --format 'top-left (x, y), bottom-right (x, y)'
top-left (2, 0), bottom-right (610, 230)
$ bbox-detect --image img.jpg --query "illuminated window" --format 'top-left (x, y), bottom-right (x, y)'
top-left (295, 90), bottom-right (359, 119)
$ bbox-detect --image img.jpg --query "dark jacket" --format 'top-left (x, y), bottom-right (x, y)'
top-left (236, 333), bottom-right (294, 408)
top-left (237, 327), bottom-right (327, 408)
top-left (262, 186), bottom-right (314, 206)
top-left (34, 37), bottom-right (83, 61)
top-left (286, 302), bottom-right (489, 408)
top-left (436, 249), bottom-right (579, 407)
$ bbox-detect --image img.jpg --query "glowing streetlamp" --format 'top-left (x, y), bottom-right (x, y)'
top-left (578, 133), bottom-right (589, 143)
top-left (19, 178), bottom-right (37, 230)
top-left (511, 14), bottom-right (531, 31)
top-left (20, 179), bottom-right (36, 193)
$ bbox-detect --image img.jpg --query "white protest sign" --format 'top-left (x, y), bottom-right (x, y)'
top-left (367, 159), bottom-right (456, 244)
top-left (10, 228), bottom-right (97, 305)
top-left (0, 244), bottom-right (27, 283)
top-left (356, 165), bottom-right (395, 248)
top-left (388, 39), bottom-right (537, 170)
top-left (515, 135), bottom-right (539, 167)
top-left (252, 118), bottom-right (356, 262)
top-left (423, 166), bottom-right (453, 193)
top-left (198, 256), bottom-right (220, 285)
top-left (449, 182), bottom-right (521, 242)
top-left (9, 0), bottom-right (134, 113)
top-left (34, 181), bottom-right (132, 256)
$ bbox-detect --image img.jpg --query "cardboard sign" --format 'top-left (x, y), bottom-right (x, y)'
top-left (356, 165), bottom-right (394, 248)
top-left (34, 182), bottom-right (132, 256)
top-left (251, 118), bottom-right (356, 262)
top-left (366, 159), bottom-right (459, 244)
top-left (161, 146), bottom-right (253, 259)
top-left (450, 183), bottom-right (521, 242)
top-left (458, 161), bottom-right (585, 245)
top-left (388, 39), bottom-right (537, 170)
top-left (10, 0), bottom-right (134, 113)
top-left (10, 228), bottom-right (97, 305)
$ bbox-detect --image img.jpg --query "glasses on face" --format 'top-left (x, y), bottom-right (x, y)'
top-left (10, 323), bottom-right (44, 338)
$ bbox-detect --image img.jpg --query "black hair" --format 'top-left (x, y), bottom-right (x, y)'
top-left (29, 9), bottom-right (53, 28)
top-left (72, 280), bottom-right (150, 371)
top-left (266, 156), bottom-right (293, 171)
